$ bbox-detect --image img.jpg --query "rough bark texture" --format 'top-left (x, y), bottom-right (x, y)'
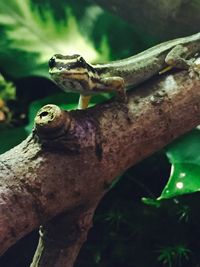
top-left (0, 68), bottom-right (200, 266)
top-left (93, 0), bottom-right (200, 41)
top-left (30, 207), bottom-right (95, 267)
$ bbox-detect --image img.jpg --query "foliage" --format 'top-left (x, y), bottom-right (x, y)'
top-left (0, 0), bottom-right (109, 77)
top-left (160, 130), bottom-right (200, 199)
top-left (0, 74), bottom-right (16, 100)
top-left (0, 74), bottom-right (17, 135)
top-left (157, 244), bottom-right (191, 267)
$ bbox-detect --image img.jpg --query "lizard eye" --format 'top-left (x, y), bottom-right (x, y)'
top-left (49, 57), bottom-right (56, 68)
top-left (78, 57), bottom-right (85, 64)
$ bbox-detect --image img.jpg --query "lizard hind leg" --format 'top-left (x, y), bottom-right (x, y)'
top-left (159, 44), bottom-right (192, 74)
top-left (165, 44), bottom-right (192, 69)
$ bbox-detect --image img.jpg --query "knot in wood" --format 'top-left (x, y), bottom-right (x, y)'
top-left (34, 104), bottom-right (71, 138)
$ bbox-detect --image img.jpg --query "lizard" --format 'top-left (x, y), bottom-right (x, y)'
top-left (49, 32), bottom-right (200, 109)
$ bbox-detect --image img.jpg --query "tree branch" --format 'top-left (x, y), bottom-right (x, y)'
top-left (0, 68), bottom-right (200, 266)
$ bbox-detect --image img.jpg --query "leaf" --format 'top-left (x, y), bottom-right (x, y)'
top-left (0, 73), bottom-right (16, 101)
top-left (0, 127), bottom-right (27, 154)
top-left (0, 0), bottom-right (110, 78)
top-left (142, 197), bottom-right (161, 207)
top-left (159, 129), bottom-right (200, 200)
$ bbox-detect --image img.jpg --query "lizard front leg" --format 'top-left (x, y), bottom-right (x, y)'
top-left (78, 95), bottom-right (92, 109)
top-left (96, 77), bottom-right (127, 101)
top-left (78, 77), bottom-right (126, 109)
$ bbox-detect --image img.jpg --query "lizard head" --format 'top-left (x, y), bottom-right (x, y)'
top-left (49, 54), bottom-right (99, 94)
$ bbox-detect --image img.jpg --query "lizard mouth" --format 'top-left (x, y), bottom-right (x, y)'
top-left (49, 67), bottom-right (90, 80)
top-left (49, 68), bottom-right (89, 76)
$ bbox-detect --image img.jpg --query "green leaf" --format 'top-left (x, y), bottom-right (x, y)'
top-left (157, 244), bottom-right (191, 267)
top-left (159, 129), bottom-right (200, 200)
top-left (0, 73), bottom-right (16, 101)
top-left (0, 127), bottom-right (27, 154)
top-left (0, 0), bottom-right (110, 78)
top-left (142, 197), bottom-right (161, 207)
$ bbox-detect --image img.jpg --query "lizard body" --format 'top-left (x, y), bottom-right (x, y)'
top-left (49, 32), bottom-right (200, 109)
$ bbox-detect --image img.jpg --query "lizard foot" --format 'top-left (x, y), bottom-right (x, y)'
top-left (78, 95), bottom-right (91, 109)
top-left (189, 59), bottom-right (200, 79)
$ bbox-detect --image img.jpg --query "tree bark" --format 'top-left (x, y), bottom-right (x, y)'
top-left (30, 207), bottom-right (95, 267)
top-left (0, 67), bottom-right (200, 266)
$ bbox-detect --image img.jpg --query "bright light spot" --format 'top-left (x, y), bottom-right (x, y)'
top-left (170, 165), bottom-right (174, 177)
top-left (176, 182), bottom-right (184, 189)
top-left (179, 172), bottom-right (186, 178)
top-left (195, 58), bottom-right (200, 65)
top-left (163, 75), bottom-right (178, 91)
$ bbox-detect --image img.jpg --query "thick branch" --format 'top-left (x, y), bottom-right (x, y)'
top-left (0, 68), bottom-right (200, 261)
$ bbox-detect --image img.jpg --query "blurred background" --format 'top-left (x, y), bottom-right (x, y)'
top-left (1, 0), bottom-right (200, 266)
